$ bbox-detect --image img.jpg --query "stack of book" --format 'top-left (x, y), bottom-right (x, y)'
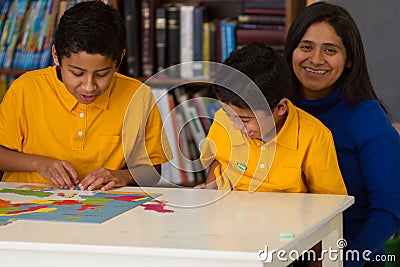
top-left (125, 1), bottom-right (243, 79)
top-left (0, 0), bottom-right (115, 72)
top-left (236, 1), bottom-right (286, 52)
top-left (0, 0), bottom-right (71, 71)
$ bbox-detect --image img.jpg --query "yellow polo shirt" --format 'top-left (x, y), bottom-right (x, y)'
top-left (0, 66), bottom-right (171, 183)
top-left (200, 100), bottom-right (347, 194)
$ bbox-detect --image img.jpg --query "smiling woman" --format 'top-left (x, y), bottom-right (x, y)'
top-left (291, 21), bottom-right (351, 100)
top-left (284, 2), bottom-right (400, 267)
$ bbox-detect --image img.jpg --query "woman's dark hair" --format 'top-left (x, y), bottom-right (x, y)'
top-left (54, 1), bottom-right (126, 66)
top-left (284, 1), bottom-right (385, 109)
top-left (213, 42), bottom-right (293, 111)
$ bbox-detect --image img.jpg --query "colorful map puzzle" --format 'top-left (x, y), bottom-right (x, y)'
top-left (0, 184), bottom-right (162, 226)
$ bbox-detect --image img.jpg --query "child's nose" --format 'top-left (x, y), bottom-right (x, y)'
top-left (82, 76), bottom-right (96, 94)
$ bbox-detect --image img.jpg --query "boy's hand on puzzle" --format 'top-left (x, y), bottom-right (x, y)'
top-left (79, 168), bottom-right (131, 191)
top-left (33, 157), bottom-right (79, 189)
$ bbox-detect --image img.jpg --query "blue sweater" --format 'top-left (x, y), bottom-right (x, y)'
top-left (297, 88), bottom-right (400, 267)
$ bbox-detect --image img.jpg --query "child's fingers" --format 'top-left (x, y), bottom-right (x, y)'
top-left (61, 161), bottom-right (79, 184)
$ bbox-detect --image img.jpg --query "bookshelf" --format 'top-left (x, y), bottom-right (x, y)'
top-left (121, 0), bottom-right (308, 80)
top-left (0, 0), bottom-right (307, 81)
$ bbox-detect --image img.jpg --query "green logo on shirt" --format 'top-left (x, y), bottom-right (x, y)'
top-left (237, 162), bottom-right (247, 171)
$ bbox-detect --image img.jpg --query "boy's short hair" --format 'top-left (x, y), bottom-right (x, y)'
top-left (54, 1), bottom-right (126, 66)
top-left (213, 42), bottom-right (293, 111)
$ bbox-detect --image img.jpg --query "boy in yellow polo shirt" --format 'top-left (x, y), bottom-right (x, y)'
top-left (200, 42), bottom-right (347, 194)
top-left (0, 2), bottom-right (171, 190)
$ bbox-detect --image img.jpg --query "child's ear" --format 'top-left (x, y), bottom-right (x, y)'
top-left (275, 98), bottom-right (288, 116)
top-left (52, 45), bottom-right (60, 65)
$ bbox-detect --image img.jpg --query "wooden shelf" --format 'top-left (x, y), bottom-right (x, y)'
top-left (0, 68), bottom-right (29, 76)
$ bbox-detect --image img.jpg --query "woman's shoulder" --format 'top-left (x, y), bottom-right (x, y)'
top-left (350, 99), bottom-right (390, 125)
top-left (349, 99), bottom-right (398, 140)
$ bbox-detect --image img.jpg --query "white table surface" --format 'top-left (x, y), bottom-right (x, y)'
top-left (0, 182), bottom-right (354, 267)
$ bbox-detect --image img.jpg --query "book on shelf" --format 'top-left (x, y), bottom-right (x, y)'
top-left (174, 88), bottom-right (206, 155)
top-left (238, 14), bottom-right (285, 25)
top-left (1, 0), bottom-right (29, 69)
top-left (56, 0), bottom-right (68, 23)
top-left (11, 0), bottom-right (36, 69)
top-left (192, 5), bottom-right (205, 77)
top-left (0, 74), bottom-right (7, 101)
top-left (141, 0), bottom-right (156, 77)
top-left (208, 19), bottom-right (217, 63)
top-left (236, 27), bottom-right (285, 47)
top-left (175, 107), bottom-right (196, 185)
top-left (202, 21), bottom-right (210, 76)
top-left (38, 0), bottom-right (59, 69)
top-left (152, 88), bottom-right (183, 185)
top-left (124, 0), bottom-right (141, 77)
top-left (243, 7), bottom-right (285, 16)
top-left (166, 5), bottom-right (180, 68)
top-left (168, 94), bottom-right (189, 185)
top-left (155, 6), bottom-right (167, 73)
top-left (242, 1), bottom-right (285, 10)
top-left (0, 1), bottom-right (12, 38)
top-left (179, 4), bottom-right (195, 78)
top-left (191, 88), bottom-right (217, 133)
top-left (220, 19), bottom-right (236, 62)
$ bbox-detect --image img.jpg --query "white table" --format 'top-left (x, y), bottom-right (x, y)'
top-left (0, 182), bottom-right (354, 267)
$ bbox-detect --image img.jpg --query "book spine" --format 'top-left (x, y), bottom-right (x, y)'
top-left (0, 0), bottom-right (12, 36)
top-left (141, 0), bottom-right (155, 77)
top-left (192, 5), bottom-right (205, 77)
top-left (0, 0), bottom-right (16, 67)
top-left (236, 28), bottom-right (285, 46)
top-left (124, 0), bottom-right (141, 77)
top-left (242, 1), bottom-right (285, 10)
top-left (224, 20), bottom-right (236, 60)
top-left (179, 4), bottom-right (194, 78)
top-left (32, 0), bottom-right (50, 69)
top-left (152, 88), bottom-right (182, 185)
top-left (166, 5), bottom-right (179, 68)
top-left (3, 0), bottom-right (29, 69)
top-left (209, 20), bottom-right (217, 62)
top-left (40, 0), bottom-right (59, 68)
top-left (238, 14), bottom-right (285, 25)
top-left (168, 94), bottom-right (187, 185)
top-left (155, 6), bottom-right (167, 73)
top-left (243, 8), bottom-right (285, 16)
top-left (202, 21), bottom-right (210, 76)
top-left (219, 19), bottom-right (226, 62)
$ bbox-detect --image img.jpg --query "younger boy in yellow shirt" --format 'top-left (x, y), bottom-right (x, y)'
top-left (0, 2), bottom-right (171, 190)
top-left (200, 42), bottom-right (347, 194)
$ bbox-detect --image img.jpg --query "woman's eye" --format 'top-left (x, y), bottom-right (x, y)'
top-left (299, 44), bottom-right (311, 50)
top-left (72, 72), bottom-right (84, 77)
top-left (325, 48), bottom-right (337, 54)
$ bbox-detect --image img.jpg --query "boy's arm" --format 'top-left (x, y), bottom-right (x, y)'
top-left (0, 145), bottom-right (79, 188)
top-left (195, 160), bottom-right (219, 189)
top-left (204, 160), bottom-right (219, 189)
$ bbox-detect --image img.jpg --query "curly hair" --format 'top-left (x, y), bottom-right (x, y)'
top-left (54, 1), bottom-right (126, 66)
